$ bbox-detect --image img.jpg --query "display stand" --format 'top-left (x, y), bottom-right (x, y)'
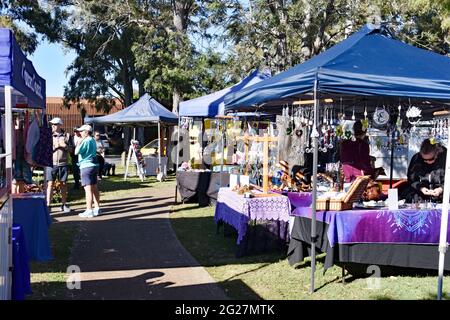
top-left (124, 140), bottom-right (145, 182)
top-left (237, 133), bottom-right (278, 195)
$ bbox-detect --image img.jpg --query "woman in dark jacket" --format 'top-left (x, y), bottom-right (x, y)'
top-left (405, 139), bottom-right (446, 202)
top-left (340, 120), bottom-right (374, 182)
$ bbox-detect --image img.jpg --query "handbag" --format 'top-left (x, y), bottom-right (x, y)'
top-left (34, 116), bottom-right (53, 167)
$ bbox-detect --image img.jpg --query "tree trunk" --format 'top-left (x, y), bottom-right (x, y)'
top-left (121, 58), bottom-right (134, 153)
top-left (171, 0), bottom-right (191, 114)
top-left (138, 79), bottom-right (145, 97)
top-left (172, 89), bottom-right (181, 114)
top-left (300, 0), bottom-right (312, 60)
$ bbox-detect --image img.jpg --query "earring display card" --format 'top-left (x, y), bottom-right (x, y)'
top-left (230, 174), bottom-right (239, 189)
top-left (240, 175), bottom-right (250, 187)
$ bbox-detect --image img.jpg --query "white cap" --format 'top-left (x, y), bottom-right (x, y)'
top-left (76, 124), bottom-right (93, 132)
top-left (49, 117), bottom-right (63, 125)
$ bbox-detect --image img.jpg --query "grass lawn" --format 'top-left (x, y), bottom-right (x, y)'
top-left (170, 203), bottom-right (450, 300)
top-left (28, 166), bottom-right (176, 300)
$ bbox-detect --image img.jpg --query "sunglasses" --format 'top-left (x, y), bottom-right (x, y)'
top-left (422, 155), bottom-right (436, 163)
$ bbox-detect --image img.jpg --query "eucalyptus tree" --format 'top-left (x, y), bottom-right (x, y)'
top-left (0, 0), bottom-right (68, 53)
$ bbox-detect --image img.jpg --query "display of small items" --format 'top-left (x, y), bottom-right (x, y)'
top-left (231, 184), bottom-right (255, 197)
top-left (270, 160), bottom-right (313, 192)
top-left (131, 139), bottom-right (146, 168)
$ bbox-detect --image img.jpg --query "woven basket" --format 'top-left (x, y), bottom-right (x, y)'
top-left (316, 175), bottom-right (371, 211)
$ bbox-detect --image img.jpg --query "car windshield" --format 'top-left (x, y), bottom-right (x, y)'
top-left (148, 140), bottom-right (159, 148)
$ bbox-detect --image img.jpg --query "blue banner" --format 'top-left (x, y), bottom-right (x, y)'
top-left (0, 28), bottom-right (46, 108)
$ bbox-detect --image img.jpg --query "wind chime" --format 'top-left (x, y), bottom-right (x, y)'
top-left (318, 106), bottom-right (336, 152)
top-left (432, 117), bottom-right (449, 144)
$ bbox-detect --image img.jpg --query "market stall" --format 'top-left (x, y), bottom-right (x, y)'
top-left (0, 27), bottom-right (49, 300)
top-left (85, 93), bottom-right (178, 180)
top-left (288, 205), bottom-right (450, 272)
top-left (175, 69), bottom-right (272, 206)
top-left (215, 187), bottom-right (291, 256)
top-left (224, 23), bottom-right (450, 295)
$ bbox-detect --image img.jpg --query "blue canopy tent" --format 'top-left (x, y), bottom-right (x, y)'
top-left (0, 28), bottom-right (46, 300)
top-left (85, 93), bottom-right (177, 180)
top-left (84, 93), bottom-right (178, 125)
top-left (179, 69), bottom-right (271, 117)
top-left (224, 24), bottom-right (450, 297)
top-left (225, 24), bottom-right (450, 111)
top-left (0, 28), bottom-right (46, 109)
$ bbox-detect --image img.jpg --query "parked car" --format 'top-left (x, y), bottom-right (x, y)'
top-left (141, 138), bottom-right (167, 156)
top-left (99, 133), bottom-right (110, 151)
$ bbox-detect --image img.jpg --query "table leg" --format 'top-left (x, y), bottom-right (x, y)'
top-left (342, 265), bottom-right (346, 284)
top-left (216, 220), bottom-right (222, 235)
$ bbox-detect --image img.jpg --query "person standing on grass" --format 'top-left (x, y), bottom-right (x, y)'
top-left (69, 127), bottom-right (82, 190)
top-left (94, 131), bottom-right (106, 180)
top-left (75, 124), bottom-right (101, 218)
top-left (46, 117), bottom-right (71, 213)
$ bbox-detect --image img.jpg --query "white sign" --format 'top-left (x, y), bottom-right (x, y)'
top-left (21, 62), bottom-right (43, 100)
top-left (388, 189), bottom-right (399, 210)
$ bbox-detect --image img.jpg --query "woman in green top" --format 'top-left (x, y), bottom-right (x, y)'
top-left (75, 124), bottom-right (101, 218)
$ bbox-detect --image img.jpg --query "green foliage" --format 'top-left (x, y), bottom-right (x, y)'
top-left (223, 0), bottom-right (449, 80)
top-left (4, 0), bottom-right (449, 115)
top-left (0, 0), bottom-right (68, 53)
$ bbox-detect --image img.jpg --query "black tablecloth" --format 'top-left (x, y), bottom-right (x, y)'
top-left (176, 171), bottom-right (230, 206)
top-left (287, 216), bottom-right (450, 273)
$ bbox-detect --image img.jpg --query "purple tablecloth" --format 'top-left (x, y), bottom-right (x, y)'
top-left (270, 191), bottom-right (312, 210)
top-left (12, 224), bottom-right (32, 300)
top-left (292, 207), bottom-right (450, 247)
top-left (215, 188), bottom-right (291, 244)
top-left (13, 196), bottom-right (53, 261)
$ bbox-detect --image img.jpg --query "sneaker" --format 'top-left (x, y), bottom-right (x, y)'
top-left (93, 207), bottom-right (101, 217)
top-left (61, 204), bottom-right (71, 213)
top-left (78, 209), bottom-right (94, 218)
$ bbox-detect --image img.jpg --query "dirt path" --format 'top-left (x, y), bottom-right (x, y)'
top-left (53, 184), bottom-right (228, 300)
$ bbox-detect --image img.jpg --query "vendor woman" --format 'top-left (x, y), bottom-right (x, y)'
top-left (404, 138), bottom-right (446, 202)
top-left (340, 120), bottom-right (374, 182)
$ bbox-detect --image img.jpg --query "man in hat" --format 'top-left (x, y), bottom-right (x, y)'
top-left (46, 117), bottom-right (71, 213)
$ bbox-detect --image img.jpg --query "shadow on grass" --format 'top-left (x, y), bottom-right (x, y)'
top-left (293, 254), bottom-right (327, 269)
top-left (28, 221), bottom-right (79, 300)
top-left (170, 205), bottom-right (210, 214)
top-left (338, 263), bottom-right (450, 279)
top-left (424, 291), bottom-right (450, 300)
top-left (29, 270), bottom-right (260, 300)
top-left (30, 222), bottom-right (78, 274)
top-left (171, 214), bottom-right (287, 267)
top-left (50, 176), bottom-right (173, 205)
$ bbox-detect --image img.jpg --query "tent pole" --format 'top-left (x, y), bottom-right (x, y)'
top-left (4, 85), bottom-right (13, 300)
top-left (158, 121), bottom-right (162, 177)
top-left (310, 79), bottom-right (320, 294)
top-left (220, 119), bottom-right (224, 187)
top-left (175, 117), bottom-right (180, 203)
top-left (437, 129), bottom-right (450, 300)
top-left (389, 129), bottom-right (395, 188)
top-left (5, 86), bottom-right (12, 188)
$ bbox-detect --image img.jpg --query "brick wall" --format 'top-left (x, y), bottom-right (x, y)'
top-left (46, 97), bottom-right (123, 133)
